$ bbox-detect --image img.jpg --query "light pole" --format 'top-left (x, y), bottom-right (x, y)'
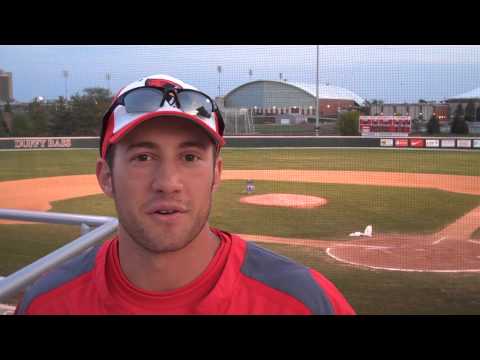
top-left (315, 45), bottom-right (319, 136)
top-left (217, 65), bottom-right (222, 97)
top-left (62, 70), bottom-right (69, 100)
top-left (106, 73), bottom-right (111, 94)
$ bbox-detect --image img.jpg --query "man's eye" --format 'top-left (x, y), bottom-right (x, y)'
top-left (184, 154), bottom-right (199, 162)
top-left (135, 154), bottom-right (151, 161)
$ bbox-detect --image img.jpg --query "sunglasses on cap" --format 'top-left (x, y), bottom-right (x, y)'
top-left (118, 84), bottom-right (219, 119)
top-left (100, 78), bottom-right (225, 158)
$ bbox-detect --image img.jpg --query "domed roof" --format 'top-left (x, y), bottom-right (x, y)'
top-left (225, 80), bottom-right (365, 106)
top-left (289, 81), bottom-right (365, 105)
top-left (449, 87), bottom-right (480, 100)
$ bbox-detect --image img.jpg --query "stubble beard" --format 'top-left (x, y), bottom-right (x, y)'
top-left (112, 177), bottom-right (213, 255)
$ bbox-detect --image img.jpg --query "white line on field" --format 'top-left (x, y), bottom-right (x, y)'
top-left (432, 236), bottom-right (447, 245)
top-left (325, 248), bottom-right (480, 273)
top-left (364, 246), bottom-right (391, 250)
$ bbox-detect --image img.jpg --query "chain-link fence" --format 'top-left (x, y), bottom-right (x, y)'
top-left (221, 108), bottom-right (255, 135)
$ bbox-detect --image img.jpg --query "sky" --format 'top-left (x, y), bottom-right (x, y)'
top-left (2, 45), bottom-right (480, 103)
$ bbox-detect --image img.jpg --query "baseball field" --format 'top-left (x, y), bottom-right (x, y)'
top-left (1, 147), bottom-right (480, 314)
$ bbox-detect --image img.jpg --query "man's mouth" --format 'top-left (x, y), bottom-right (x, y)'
top-left (146, 204), bottom-right (188, 220)
top-left (155, 210), bottom-right (179, 215)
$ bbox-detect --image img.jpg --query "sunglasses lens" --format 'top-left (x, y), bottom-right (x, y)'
top-left (124, 88), bottom-right (164, 113)
top-left (177, 90), bottom-right (214, 119)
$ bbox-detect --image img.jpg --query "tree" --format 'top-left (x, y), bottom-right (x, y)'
top-left (0, 106), bottom-right (7, 136)
top-left (369, 99), bottom-right (383, 116)
top-left (464, 101), bottom-right (475, 122)
top-left (426, 115), bottom-right (440, 134)
top-left (27, 99), bottom-right (49, 136)
top-left (69, 87), bottom-right (112, 136)
top-left (411, 118), bottom-right (423, 133)
top-left (337, 110), bottom-right (360, 136)
top-left (1, 101), bottom-right (13, 134)
top-left (359, 100), bottom-right (371, 115)
top-left (454, 103), bottom-right (464, 119)
top-left (11, 112), bottom-right (34, 136)
top-left (4, 101), bottom-right (12, 113)
top-left (418, 99), bottom-right (428, 103)
top-left (83, 87), bottom-right (111, 100)
top-left (451, 104), bottom-right (469, 134)
top-left (48, 96), bottom-right (74, 136)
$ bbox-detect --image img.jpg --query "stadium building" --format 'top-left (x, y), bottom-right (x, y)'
top-left (216, 80), bottom-right (365, 128)
top-left (445, 87), bottom-right (480, 134)
top-left (0, 70), bottom-right (13, 105)
top-left (369, 102), bottom-right (449, 123)
top-left (446, 87), bottom-right (480, 121)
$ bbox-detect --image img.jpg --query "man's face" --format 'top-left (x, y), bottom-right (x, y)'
top-left (97, 117), bottom-right (222, 254)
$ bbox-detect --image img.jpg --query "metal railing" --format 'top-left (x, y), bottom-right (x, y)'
top-left (0, 208), bottom-right (118, 303)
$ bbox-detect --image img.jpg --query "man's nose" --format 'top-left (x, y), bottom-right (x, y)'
top-left (151, 161), bottom-right (184, 194)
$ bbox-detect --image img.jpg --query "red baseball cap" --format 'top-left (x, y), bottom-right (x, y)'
top-left (100, 74), bottom-right (225, 159)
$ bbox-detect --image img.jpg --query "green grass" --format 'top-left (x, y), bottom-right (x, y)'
top-left (258, 242), bottom-right (480, 314)
top-left (211, 181), bottom-right (480, 239)
top-left (471, 228), bottom-right (480, 239)
top-left (253, 123), bottom-right (316, 135)
top-left (2, 224), bottom-right (479, 314)
top-left (33, 180), bottom-right (480, 240)
top-left (1, 148), bottom-right (479, 182)
top-left (3, 178), bottom-right (476, 278)
top-left (222, 148), bottom-right (480, 176)
top-left (1, 148), bottom-right (480, 312)
top-left (0, 224), bottom-right (85, 276)
top-left (0, 149), bottom-right (97, 181)
top-left (0, 223), bottom-right (107, 305)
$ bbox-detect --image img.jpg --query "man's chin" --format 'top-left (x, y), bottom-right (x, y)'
top-left (138, 233), bottom-right (194, 254)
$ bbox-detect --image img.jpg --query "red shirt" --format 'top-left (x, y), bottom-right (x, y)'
top-left (16, 229), bottom-right (355, 315)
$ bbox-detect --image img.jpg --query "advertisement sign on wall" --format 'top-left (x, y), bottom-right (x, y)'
top-left (425, 139), bottom-right (440, 147)
top-left (380, 139), bottom-right (394, 147)
top-left (359, 116), bottom-right (411, 137)
top-left (14, 138), bottom-right (72, 149)
top-left (395, 139), bottom-right (409, 147)
top-left (441, 139), bottom-right (456, 148)
top-left (409, 138), bottom-right (425, 148)
top-left (456, 139), bottom-right (472, 148)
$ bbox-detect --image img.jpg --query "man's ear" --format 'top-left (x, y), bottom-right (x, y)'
top-left (96, 158), bottom-right (114, 198)
top-left (212, 155), bottom-right (223, 193)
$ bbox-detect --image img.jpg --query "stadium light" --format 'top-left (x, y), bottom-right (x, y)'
top-left (106, 73), bottom-right (111, 93)
top-left (62, 70), bottom-right (69, 100)
top-left (217, 65), bottom-right (222, 97)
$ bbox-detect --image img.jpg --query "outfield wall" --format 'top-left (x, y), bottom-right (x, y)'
top-left (1, 136), bottom-right (480, 150)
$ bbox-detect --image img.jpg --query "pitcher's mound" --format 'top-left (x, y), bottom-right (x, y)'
top-left (240, 193), bottom-right (327, 209)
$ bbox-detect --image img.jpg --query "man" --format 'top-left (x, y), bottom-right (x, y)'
top-left (15, 74), bottom-right (355, 315)
top-left (246, 179), bottom-right (255, 194)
